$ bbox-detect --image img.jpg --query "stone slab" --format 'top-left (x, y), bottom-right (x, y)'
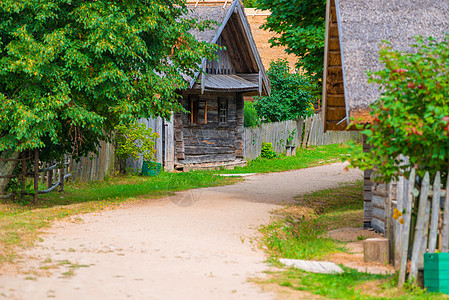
top-left (279, 258), bottom-right (344, 274)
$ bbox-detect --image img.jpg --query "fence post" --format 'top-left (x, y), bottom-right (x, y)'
top-left (33, 149), bottom-right (39, 204)
top-left (442, 169), bottom-right (449, 252)
top-left (399, 167), bottom-right (416, 287)
top-left (429, 172), bottom-right (441, 253)
top-left (410, 171), bottom-right (430, 285)
top-left (60, 158), bottom-right (65, 192)
top-left (21, 152), bottom-right (27, 195)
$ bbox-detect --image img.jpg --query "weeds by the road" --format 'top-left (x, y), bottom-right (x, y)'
top-left (258, 181), bottom-right (447, 299)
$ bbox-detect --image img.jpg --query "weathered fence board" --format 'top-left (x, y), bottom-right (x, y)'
top-left (70, 140), bottom-right (116, 182)
top-left (243, 114), bottom-right (361, 160)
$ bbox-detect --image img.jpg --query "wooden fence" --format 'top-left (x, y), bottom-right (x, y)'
top-left (243, 113), bottom-right (361, 160)
top-left (69, 116), bottom-right (174, 181)
top-left (68, 114), bottom-right (360, 181)
top-left (0, 150), bottom-right (70, 203)
top-left (377, 168), bottom-right (449, 287)
top-left (69, 140), bottom-right (116, 182)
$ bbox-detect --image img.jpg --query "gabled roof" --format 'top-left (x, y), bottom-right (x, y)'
top-left (186, 0), bottom-right (271, 95)
top-left (322, 0), bottom-right (449, 131)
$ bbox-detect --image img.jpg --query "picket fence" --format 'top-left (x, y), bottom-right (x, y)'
top-left (244, 113), bottom-right (361, 160)
top-left (383, 168), bottom-right (449, 287)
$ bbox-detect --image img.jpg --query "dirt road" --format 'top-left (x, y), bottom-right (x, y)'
top-left (0, 163), bottom-right (361, 300)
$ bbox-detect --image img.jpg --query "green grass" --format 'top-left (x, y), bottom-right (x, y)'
top-left (260, 267), bottom-right (447, 300)
top-left (216, 144), bottom-right (351, 174)
top-left (260, 181), bottom-right (364, 261)
top-left (258, 181), bottom-right (448, 299)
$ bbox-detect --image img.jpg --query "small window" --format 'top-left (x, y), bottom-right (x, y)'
top-left (218, 98), bottom-right (227, 124)
top-left (189, 96), bottom-right (207, 124)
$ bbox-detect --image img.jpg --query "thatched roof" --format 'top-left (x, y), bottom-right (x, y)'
top-left (187, 5), bottom-right (232, 43)
top-left (185, 0), bottom-right (270, 95)
top-left (322, 0), bottom-right (449, 130)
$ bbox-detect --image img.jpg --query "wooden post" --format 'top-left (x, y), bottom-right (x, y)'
top-left (59, 159), bottom-right (65, 192)
top-left (21, 152), bottom-right (27, 195)
top-left (429, 172), bottom-right (441, 253)
top-left (47, 160), bottom-right (53, 189)
top-left (442, 168), bottom-right (449, 252)
top-left (399, 167), bottom-right (416, 287)
top-left (395, 173), bottom-right (405, 267)
top-left (33, 149), bottom-right (39, 204)
top-left (386, 182), bottom-right (393, 244)
top-left (410, 171), bottom-right (430, 285)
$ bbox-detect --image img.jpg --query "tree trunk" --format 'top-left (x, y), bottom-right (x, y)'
top-left (0, 150), bottom-right (20, 196)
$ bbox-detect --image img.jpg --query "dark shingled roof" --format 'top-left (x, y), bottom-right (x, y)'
top-left (337, 0), bottom-right (449, 116)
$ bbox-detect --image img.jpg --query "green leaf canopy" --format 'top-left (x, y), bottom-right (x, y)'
top-left (255, 0), bottom-right (326, 86)
top-left (0, 0), bottom-right (216, 160)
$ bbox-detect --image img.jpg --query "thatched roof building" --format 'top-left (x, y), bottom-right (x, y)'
top-left (322, 0), bottom-right (449, 131)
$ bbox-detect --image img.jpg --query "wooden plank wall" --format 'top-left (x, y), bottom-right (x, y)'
top-left (70, 140), bottom-right (116, 182)
top-left (243, 113), bottom-right (361, 161)
top-left (175, 93), bottom-right (245, 165)
top-left (323, 0), bottom-right (347, 131)
top-left (363, 135), bottom-right (374, 228)
top-left (126, 117), bottom-right (171, 173)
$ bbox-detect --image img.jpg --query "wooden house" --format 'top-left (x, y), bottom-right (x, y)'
top-left (173, 0), bottom-right (270, 170)
top-left (321, 0), bottom-right (449, 231)
top-left (127, 1), bottom-right (270, 172)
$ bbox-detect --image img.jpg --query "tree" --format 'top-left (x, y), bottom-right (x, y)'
top-left (0, 0), bottom-right (216, 193)
top-left (254, 59), bottom-right (315, 122)
top-left (255, 0), bottom-right (326, 86)
top-left (347, 36), bottom-right (449, 183)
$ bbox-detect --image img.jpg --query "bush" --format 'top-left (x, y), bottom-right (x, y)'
top-left (347, 36), bottom-right (449, 183)
top-left (244, 101), bottom-right (261, 127)
top-left (115, 123), bottom-right (159, 162)
top-left (254, 59), bottom-right (315, 123)
top-left (261, 142), bottom-right (277, 159)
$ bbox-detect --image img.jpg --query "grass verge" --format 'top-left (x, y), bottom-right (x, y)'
top-left (216, 143), bottom-right (352, 174)
top-left (258, 181), bottom-right (447, 299)
top-left (260, 181), bottom-right (363, 261)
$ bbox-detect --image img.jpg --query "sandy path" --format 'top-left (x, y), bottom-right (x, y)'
top-left (0, 163), bottom-right (361, 300)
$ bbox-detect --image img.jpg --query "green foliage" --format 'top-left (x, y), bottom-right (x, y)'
top-left (255, 0), bottom-right (326, 85)
top-left (287, 129), bottom-right (296, 145)
top-left (347, 36), bottom-right (449, 183)
top-left (115, 123), bottom-right (159, 162)
top-left (254, 59), bottom-right (315, 122)
top-left (261, 142), bottom-right (277, 159)
top-left (242, 0), bottom-right (257, 7)
top-left (243, 101), bottom-right (261, 127)
top-left (0, 0), bottom-right (216, 161)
